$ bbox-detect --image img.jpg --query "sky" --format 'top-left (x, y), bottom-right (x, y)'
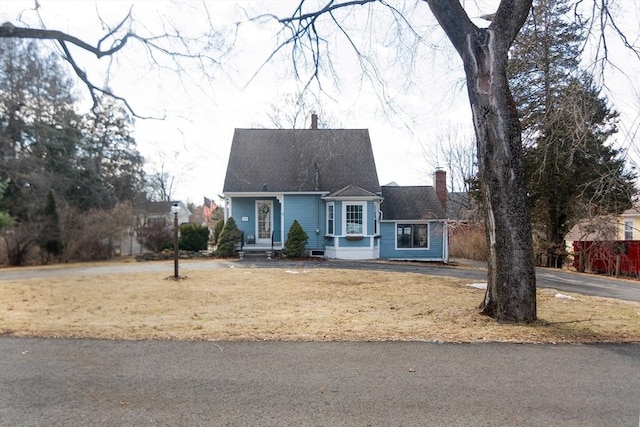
top-left (1, 0), bottom-right (639, 206)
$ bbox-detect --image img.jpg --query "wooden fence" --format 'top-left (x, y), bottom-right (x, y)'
top-left (572, 240), bottom-right (640, 277)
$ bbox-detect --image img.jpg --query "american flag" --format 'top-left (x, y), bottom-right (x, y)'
top-left (203, 197), bottom-right (216, 223)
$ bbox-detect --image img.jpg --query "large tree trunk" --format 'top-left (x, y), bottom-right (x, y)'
top-left (466, 33), bottom-right (537, 321)
top-left (427, 0), bottom-right (536, 322)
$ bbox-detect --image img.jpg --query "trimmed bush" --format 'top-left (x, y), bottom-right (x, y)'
top-left (179, 223), bottom-right (210, 251)
top-left (283, 220), bottom-right (308, 258)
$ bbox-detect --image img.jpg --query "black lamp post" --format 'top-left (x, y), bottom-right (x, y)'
top-left (171, 202), bottom-right (180, 279)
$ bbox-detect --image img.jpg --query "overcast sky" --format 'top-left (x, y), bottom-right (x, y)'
top-left (1, 0), bottom-right (638, 205)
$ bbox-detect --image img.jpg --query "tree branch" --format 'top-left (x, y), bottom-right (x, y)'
top-left (0, 6), bottom-right (225, 119)
top-left (0, 24), bottom-right (132, 58)
top-left (277, 0), bottom-right (376, 25)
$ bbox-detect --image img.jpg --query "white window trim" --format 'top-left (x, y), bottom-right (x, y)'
top-left (342, 201), bottom-right (367, 236)
top-left (326, 202), bottom-right (335, 236)
top-left (623, 220), bottom-right (634, 240)
top-left (255, 200), bottom-right (274, 243)
top-left (395, 222), bottom-right (431, 250)
top-left (373, 201), bottom-right (380, 236)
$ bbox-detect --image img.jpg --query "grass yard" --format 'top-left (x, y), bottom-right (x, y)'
top-left (1, 266), bottom-right (639, 343)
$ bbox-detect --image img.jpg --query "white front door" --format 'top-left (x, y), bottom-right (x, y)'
top-left (256, 200), bottom-right (273, 244)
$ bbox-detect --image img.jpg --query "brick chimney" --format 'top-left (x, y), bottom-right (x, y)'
top-left (310, 113), bottom-right (318, 129)
top-left (433, 169), bottom-right (447, 212)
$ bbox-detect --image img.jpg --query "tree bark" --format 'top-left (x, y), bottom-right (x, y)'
top-left (427, 0), bottom-right (537, 322)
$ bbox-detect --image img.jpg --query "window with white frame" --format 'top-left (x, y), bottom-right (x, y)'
top-left (397, 223), bottom-right (429, 249)
top-left (326, 203), bottom-right (335, 235)
top-left (344, 202), bottom-right (365, 235)
top-left (624, 220), bottom-right (634, 240)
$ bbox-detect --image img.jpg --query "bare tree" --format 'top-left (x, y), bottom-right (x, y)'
top-left (146, 162), bottom-right (177, 202)
top-left (425, 126), bottom-right (477, 195)
top-left (0, 2), bottom-right (226, 117)
top-left (259, 0), bottom-right (639, 322)
top-left (267, 91), bottom-right (342, 129)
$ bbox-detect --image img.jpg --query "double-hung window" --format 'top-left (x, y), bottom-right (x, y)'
top-left (397, 223), bottom-right (429, 249)
top-left (624, 220), bottom-right (634, 240)
top-left (326, 203), bottom-right (335, 235)
top-left (344, 203), bottom-right (365, 235)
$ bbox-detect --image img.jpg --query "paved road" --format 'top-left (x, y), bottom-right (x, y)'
top-left (1, 258), bottom-right (639, 302)
top-left (1, 338), bottom-right (638, 426)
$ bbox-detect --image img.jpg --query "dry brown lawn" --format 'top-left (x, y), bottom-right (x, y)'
top-left (1, 265), bottom-right (639, 343)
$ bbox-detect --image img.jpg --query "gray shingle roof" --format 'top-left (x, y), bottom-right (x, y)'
top-left (325, 185), bottom-right (380, 198)
top-left (381, 186), bottom-right (446, 220)
top-left (144, 201), bottom-right (177, 215)
top-left (223, 129), bottom-right (380, 193)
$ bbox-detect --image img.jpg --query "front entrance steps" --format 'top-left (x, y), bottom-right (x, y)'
top-left (237, 247), bottom-right (281, 260)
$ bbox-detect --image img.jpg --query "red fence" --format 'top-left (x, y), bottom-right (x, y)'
top-left (573, 240), bottom-right (640, 276)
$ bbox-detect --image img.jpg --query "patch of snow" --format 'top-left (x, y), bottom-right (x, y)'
top-left (286, 269), bottom-right (309, 274)
top-left (555, 293), bottom-right (575, 300)
top-left (467, 283), bottom-right (487, 290)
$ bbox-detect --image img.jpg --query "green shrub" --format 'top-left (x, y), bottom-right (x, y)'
top-left (212, 219), bottom-right (224, 246)
top-left (179, 223), bottom-right (210, 251)
top-left (283, 220), bottom-right (308, 258)
top-left (215, 217), bottom-right (242, 257)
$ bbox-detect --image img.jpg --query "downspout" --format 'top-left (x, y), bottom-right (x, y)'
top-left (443, 221), bottom-right (449, 263)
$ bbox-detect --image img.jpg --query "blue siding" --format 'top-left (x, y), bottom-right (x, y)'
top-left (379, 221), bottom-right (446, 260)
top-left (324, 236), bottom-right (335, 248)
top-left (229, 195), bottom-right (447, 259)
top-left (231, 198), bottom-right (255, 237)
top-left (230, 197), bottom-right (281, 242)
top-left (283, 194), bottom-right (325, 250)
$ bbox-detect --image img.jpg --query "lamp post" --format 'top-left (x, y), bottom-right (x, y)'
top-left (171, 202), bottom-right (180, 279)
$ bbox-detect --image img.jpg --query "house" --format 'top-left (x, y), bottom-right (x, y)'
top-left (140, 200), bottom-right (192, 226)
top-left (378, 183), bottom-right (449, 261)
top-left (221, 117), bottom-right (449, 261)
top-left (568, 205), bottom-right (640, 276)
top-left (119, 200), bottom-right (192, 256)
top-left (618, 206), bottom-right (640, 240)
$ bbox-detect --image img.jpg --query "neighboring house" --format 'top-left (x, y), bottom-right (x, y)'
top-left (120, 200), bottom-right (192, 256)
top-left (222, 118), bottom-right (449, 261)
top-left (618, 206), bottom-right (640, 240)
top-left (564, 215), bottom-right (618, 250)
top-left (141, 200), bottom-right (192, 226)
top-left (565, 206), bottom-right (640, 250)
top-left (567, 206), bottom-right (640, 276)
